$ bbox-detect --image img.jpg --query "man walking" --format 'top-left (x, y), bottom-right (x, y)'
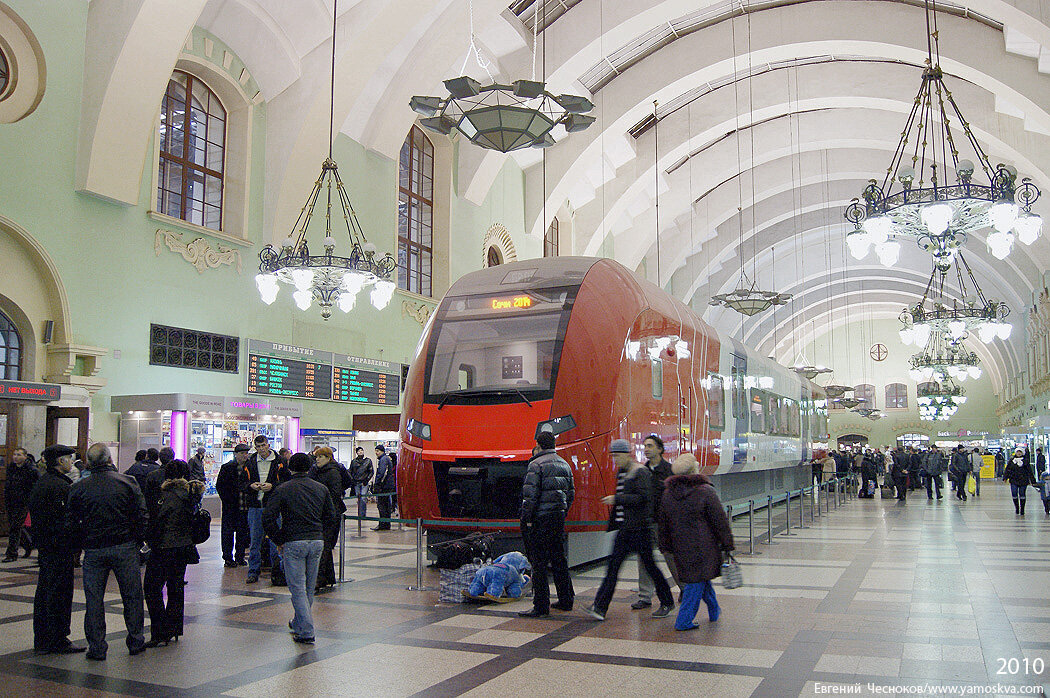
top-left (950, 445), bottom-right (970, 500)
top-left (586, 439), bottom-right (674, 621)
top-left (925, 448), bottom-right (944, 500)
top-left (348, 446), bottom-right (373, 521)
top-left (969, 447), bottom-right (983, 497)
top-left (27, 444), bottom-right (84, 655)
top-left (518, 429), bottom-right (575, 617)
top-left (263, 452), bottom-right (338, 644)
top-left (215, 444), bottom-right (251, 567)
top-left (66, 444), bottom-right (148, 660)
top-left (636, 434), bottom-right (675, 608)
top-left (4, 447), bottom-right (38, 561)
top-left (372, 445), bottom-right (395, 531)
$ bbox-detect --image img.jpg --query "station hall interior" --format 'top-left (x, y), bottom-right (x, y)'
top-left (2, 0), bottom-right (1050, 696)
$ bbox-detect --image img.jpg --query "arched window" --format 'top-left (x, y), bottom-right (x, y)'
top-left (544, 218), bottom-right (559, 257)
top-left (157, 71), bottom-right (226, 231)
top-left (486, 245), bottom-right (503, 267)
top-left (885, 383), bottom-right (908, 409)
top-left (0, 47), bottom-right (9, 100)
top-left (854, 384), bottom-right (876, 409)
top-left (398, 125), bottom-right (434, 297)
top-left (0, 311), bottom-right (21, 380)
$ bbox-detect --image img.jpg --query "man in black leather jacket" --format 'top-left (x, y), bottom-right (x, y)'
top-left (66, 443), bottom-right (148, 660)
top-left (518, 430), bottom-right (575, 618)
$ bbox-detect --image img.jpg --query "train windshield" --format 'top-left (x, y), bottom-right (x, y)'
top-left (424, 285), bottom-right (579, 404)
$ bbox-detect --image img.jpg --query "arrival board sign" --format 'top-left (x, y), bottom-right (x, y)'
top-left (246, 340), bottom-right (398, 406)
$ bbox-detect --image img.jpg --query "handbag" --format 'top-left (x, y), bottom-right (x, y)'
top-left (191, 505), bottom-right (212, 545)
top-left (721, 551), bottom-right (743, 589)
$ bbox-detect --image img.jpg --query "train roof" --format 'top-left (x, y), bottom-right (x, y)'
top-left (444, 256), bottom-right (603, 296)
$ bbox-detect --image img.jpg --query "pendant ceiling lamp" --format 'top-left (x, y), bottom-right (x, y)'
top-left (917, 378), bottom-right (966, 421)
top-left (410, 0), bottom-right (595, 152)
top-left (255, 0), bottom-right (395, 319)
top-left (843, 0), bottom-right (1040, 267)
top-left (908, 328), bottom-right (981, 383)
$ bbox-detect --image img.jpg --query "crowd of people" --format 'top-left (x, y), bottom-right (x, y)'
top-left (811, 443), bottom-right (1050, 515)
top-left (1, 438), bottom-right (393, 656)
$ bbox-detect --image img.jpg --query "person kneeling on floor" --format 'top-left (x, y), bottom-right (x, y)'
top-left (465, 552), bottom-right (530, 603)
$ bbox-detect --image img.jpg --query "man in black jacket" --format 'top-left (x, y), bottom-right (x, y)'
top-left (4, 447), bottom-right (38, 561)
top-left (263, 452), bottom-right (338, 644)
top-left (186, 447), bottom-right (207, 483)
top-left (348, 447), bottom-right (373, 520)
top-left (67, 443), bottom-right (148, 660)
top-left (125, 450), bottom-right (157, 493)
top-left (242, 436), bottom-right (275, 583)
top-left (586, 439), bottom-right (674, 621)
top-left (215, 444), bottom-right (251, 567)
top-left (637, 434), bottom-right (675, 608)
top-left (518, 430), bottom-right (575, 618)
top-left (372, 445), bottom-right (395, 531)
top-left (28, 444), bottom-right (84, 655)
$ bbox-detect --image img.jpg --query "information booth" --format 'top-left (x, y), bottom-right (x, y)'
top-left (111, 393), bottom-right (302, 494)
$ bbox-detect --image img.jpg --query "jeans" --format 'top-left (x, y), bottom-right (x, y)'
top-left (354, 483), bottom-right (369, 519)
top-left (220, 507), bottom-right (248, 562)
top-left (143, 547), bottom-right (189, 641)
top-left (676, 581), bottom-right (719, 630)
top-left (283, 539), bottom-right (323, 639)
top-left (34, 546), bottom-right (75, 651)
top-left (522, 514), bottom-right (574, 612)
top-left (247, 508), bottom-right (265, 574)
top-left (82, 541), bottom-right (144, 656)
top-left (972, 472), bottom-right (981, 496)
top-left (593, 527), bottom-right (672, 614)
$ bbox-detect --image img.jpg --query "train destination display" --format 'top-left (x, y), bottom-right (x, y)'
top-left (246, 340), bottom-right (399, 406)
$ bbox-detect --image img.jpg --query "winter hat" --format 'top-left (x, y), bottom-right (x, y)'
top-left (41, 444), bottom-right (76, 467)
top-left (610, 439), bottom-right (631, 454)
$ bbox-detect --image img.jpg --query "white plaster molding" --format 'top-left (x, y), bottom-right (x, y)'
top-left (154, 229), bottom-right (243, 274)
top-left (481, 223), bottom-right (518, 267)
top-left (401, 299), bottom-right (433, 326)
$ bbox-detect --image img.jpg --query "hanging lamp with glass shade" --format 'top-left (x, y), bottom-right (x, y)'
top-left (255, 0), bottom-right (395, 320)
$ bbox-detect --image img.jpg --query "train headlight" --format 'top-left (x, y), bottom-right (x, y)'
top-left (406, 418), bottom-right (432, 441)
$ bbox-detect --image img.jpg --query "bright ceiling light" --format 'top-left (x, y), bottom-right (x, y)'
top-left (921, 203), bottom-right (953, 236)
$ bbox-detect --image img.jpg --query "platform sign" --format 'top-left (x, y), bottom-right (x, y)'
top-left (0, 380), bottom-right (61, 402)
top-left (332, 353), bottom-right (399, 406)
top-left (246, 340), bottom-right (333, 401)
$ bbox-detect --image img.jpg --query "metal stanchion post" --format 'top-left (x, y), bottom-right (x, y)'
top-left (797, 489), bottom-right (808, 529)
top-left (762, 494), bottom-right (777, 545)
top-left (747, 498), bottom-right (759, 555)
top-left (781, 492), bottom-right (796, 536)
top-left (407, 518), bottom-right (430, 591)
top-left (339, 514), bottom-right (344, 583)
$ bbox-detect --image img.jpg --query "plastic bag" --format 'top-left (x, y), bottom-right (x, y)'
top-left (966, 474), bottom-right (976, 495)
top-left (721, 552), bottom-right (743, 589)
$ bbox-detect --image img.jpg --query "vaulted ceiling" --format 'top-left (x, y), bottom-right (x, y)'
top-left (80, 0), bottom-right (1050, 393)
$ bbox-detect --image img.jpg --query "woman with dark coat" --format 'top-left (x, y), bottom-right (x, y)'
top-left (143, 459), bottom-right (203, 647)
top-left (310, 447), bottom-right (348, 591)
top-left (658, 454), bottom-right (734, 631)
top-left (1003, 448), bottom-right (1035, 516)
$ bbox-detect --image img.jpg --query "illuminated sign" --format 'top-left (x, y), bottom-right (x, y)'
top-left (490, 295), bottom-right (533, 310)
top-left (0, 380), bottom-right (61, 402)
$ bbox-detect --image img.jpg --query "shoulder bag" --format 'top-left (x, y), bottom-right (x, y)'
top-left (191, 504), bottom-right (212, 545)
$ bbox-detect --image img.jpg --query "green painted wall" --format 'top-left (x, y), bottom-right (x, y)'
top-left (0, 1), bottom-right (529, 441)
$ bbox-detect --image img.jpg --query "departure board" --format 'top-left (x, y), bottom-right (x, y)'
top-left (246, 340), bottom-right (399, 406)
top-left (332, 352), bottom-right (399, 405)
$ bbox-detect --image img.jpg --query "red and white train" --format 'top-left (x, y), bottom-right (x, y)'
top-left (398, 257), bottom-right (828, 560)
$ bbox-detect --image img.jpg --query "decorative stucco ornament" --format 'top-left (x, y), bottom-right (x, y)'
top-left (155, 229), bottom-right (242, 274)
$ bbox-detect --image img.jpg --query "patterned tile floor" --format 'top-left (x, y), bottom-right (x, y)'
top-left (0, 481), bottom-right (1047, 696)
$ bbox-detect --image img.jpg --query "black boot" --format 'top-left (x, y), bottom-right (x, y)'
top-left (1014, 497), bottom-right (1020, 514)
top-left (1020, 498), bottom-right (1026, 516)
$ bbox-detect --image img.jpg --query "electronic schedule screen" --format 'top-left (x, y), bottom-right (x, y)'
top-left (246, 340), bottom-right (399, 406)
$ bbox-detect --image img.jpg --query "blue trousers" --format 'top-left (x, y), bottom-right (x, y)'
top-left (82, 541), bottom-right (145, 655)
top-left (675, 581), bottom-right (719, 630)
top-left (247, 508), bottom-right (265, 574)
top-left (284, 539), bottom-right (323, 639)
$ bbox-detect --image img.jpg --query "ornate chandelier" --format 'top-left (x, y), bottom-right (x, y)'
top-left (409, 0), bottom-right (594, 152)
top-left (898, 251), bottom-right (1010, 347)
top-left (255, 1), bottom-right (395, 320)
top-left (852, 407), bottom-right (883, 421)
top-left (791, 363), bottom-right (832, 381)
top-left (917, 379), bottom-right (966, 421)
top-left (843, 0), bottom-right (1041, 267)
top-left (709, 272), bottom-right (791, 317)
top-left (823, 384), bottom-right (851, 398)
top-left (909, 331), bottom-right (981, 383)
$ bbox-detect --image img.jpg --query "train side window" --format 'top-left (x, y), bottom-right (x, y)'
top-left (707, 374), bottom-right (725, 430)
top-left (749, 389), bottom-right (766, 433)
top-left (651, 358), bottom-right (663, 399)
top-left (457, 363), bottom-right (475, 390)
top-left (788, 399), bottom-right (801, 437)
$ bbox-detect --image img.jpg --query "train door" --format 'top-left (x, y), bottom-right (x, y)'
top-left (730, 353), bottom-right (748, 468)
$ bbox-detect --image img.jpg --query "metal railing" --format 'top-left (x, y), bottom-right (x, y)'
top-left (334, 477), bottom-right (857, 589)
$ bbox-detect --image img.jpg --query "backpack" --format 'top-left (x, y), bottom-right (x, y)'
top-left (339, 463), bottom-right (353, 491)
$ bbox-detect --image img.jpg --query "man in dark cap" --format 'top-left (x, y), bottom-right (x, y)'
top-left (27, 444), bottom-right (84, 655)
top-left (215, 444), bottom-right (251, 568)
top-left (518, 428), bottom-right (575, 617)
